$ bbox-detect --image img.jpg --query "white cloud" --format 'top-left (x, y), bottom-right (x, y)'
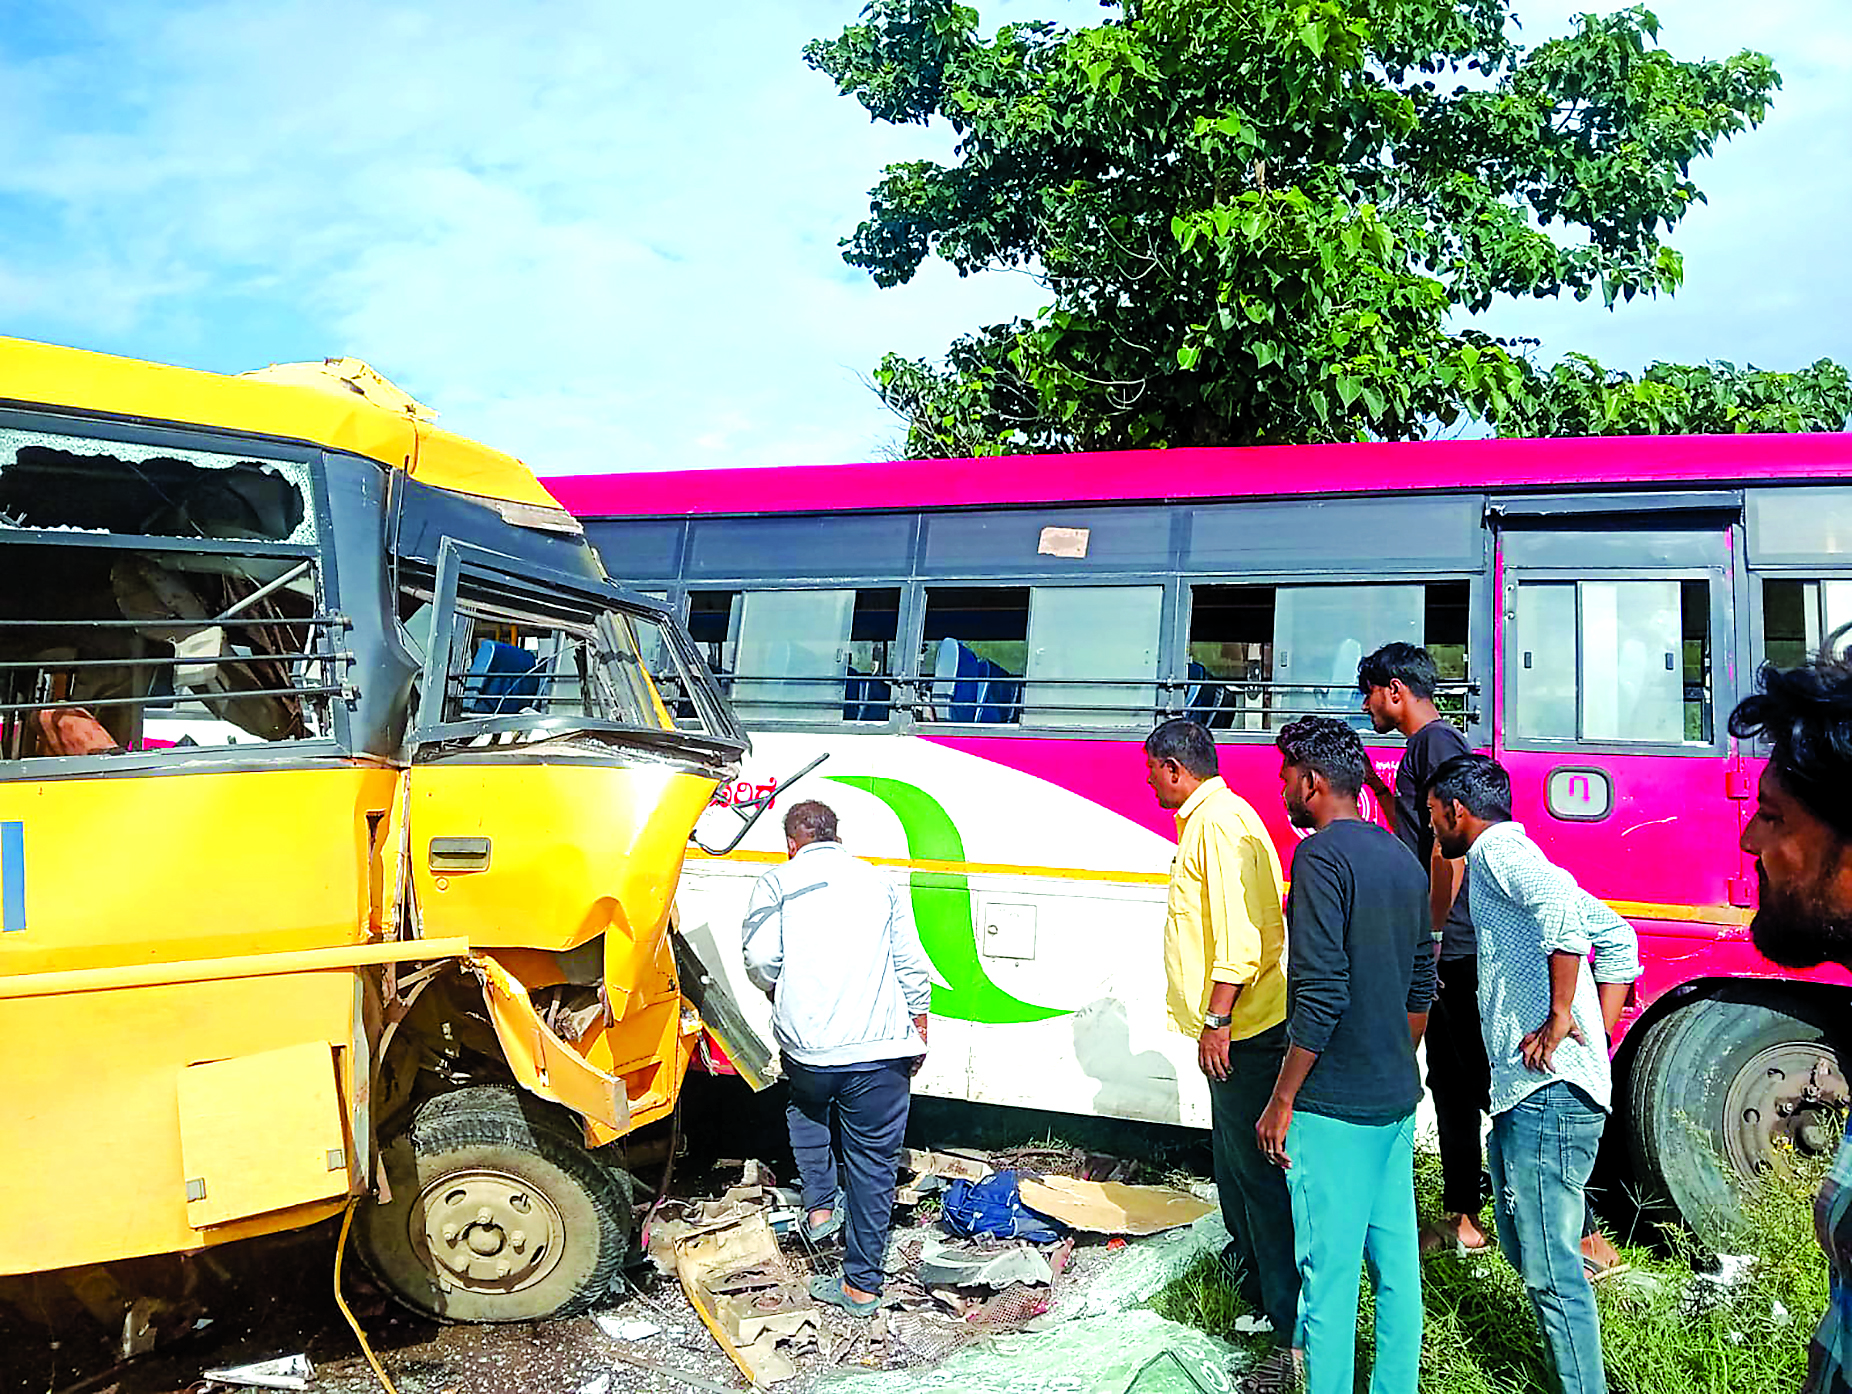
top-left (0, 0), bottom-right (1844, 476)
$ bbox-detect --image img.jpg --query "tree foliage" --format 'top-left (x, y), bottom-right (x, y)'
top-left (807, 0), bottom-right (1848, 454)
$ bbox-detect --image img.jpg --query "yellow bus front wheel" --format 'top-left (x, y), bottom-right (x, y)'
top-left (356, 1086), bottom-right (633, 1323)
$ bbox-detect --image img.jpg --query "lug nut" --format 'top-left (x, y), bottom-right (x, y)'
top-left (511, 1230), bottom-right (526, 1251)
top-left (442, 1223), bottom-right (459, 1243)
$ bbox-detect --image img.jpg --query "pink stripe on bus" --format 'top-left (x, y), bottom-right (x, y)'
top-left (546, 434), bottom-right (1852, 519)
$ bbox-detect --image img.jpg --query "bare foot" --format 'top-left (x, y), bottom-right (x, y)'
top-left (1454, 1212), bottom-right (1491, 1250)
top-left (843, 1281), bottom-right (880, 1304)
top-left (809, 1207), bottom-right (834, 1229)
top-left (1581, 1231), bottom-right (1625, 1275)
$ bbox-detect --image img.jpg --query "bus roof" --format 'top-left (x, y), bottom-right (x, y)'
top-left (547, 433), bottom-right (1852, 519)
top-left (1, 335), bottom-right (568, 514)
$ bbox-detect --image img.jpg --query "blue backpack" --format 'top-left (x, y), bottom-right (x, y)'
top-left (940, 1170), bottom-right (1066, 1243)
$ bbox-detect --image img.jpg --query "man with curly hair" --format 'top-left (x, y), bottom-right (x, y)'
top-left (1251, 716), bottom-right (1435, 1394)
top-left (1728, 653), bottom-right (1852, 1394)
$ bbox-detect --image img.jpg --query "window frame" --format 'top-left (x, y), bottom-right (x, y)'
top-left (0, 532), bottom-right (349, 776)
top-left (1171, 570), bottom-right (1488, 748)
top-left (907, 575), bottom-right (1179, 735)
top-left (412, 539), bottom-right (743, 756)
top-left (1748, 568), bottom-right (1852, 672)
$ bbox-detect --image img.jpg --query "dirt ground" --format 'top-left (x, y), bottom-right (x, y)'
top-left (5, 1080), bottom-right (1213, 1394)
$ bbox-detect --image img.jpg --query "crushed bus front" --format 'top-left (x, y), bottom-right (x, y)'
top-left (0, 339), bottom-right (750, 1330)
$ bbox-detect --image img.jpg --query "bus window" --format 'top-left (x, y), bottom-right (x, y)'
top-left (844, 588), bottom-right (901, 723)
top-left (1508, 579), bottom-right (1711, 744)
top-left (1275, 584), bottom-right (1422, 722)
top-left (428, 589), bottom-right (673, 737)
top-left (2, 542), bottom-right (336, 759)
top-left (1762, 578), bottom-right (1852, 669)
top-left (1185, 581), bottom-right (1464, 730)
top-left (1023, 585), bottom-right (1162, 729)
top-left (687, 590), bottom-right (741, 693)
top-left (1187, 585), bottom-right (1273, 729)
top-left (689, 587), bottom-right (900, 724)
top-left (732, 590), bottom-right (853, 724)
top-left (921, 587), bottom-right (1027, 724)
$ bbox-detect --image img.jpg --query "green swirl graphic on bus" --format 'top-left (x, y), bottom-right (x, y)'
top-left (825, 774), bottom-right (1070, 1026)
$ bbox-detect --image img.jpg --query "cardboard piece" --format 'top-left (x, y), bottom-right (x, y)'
top-left (900, 1148), bottom-right (991, 1183)
top-left (1016, 1176), bottom-right (1214, 1236)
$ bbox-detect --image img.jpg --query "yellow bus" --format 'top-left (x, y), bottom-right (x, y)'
top-left (0, 339), bottom-right (748, 1327)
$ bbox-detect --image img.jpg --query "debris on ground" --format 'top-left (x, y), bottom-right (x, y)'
top-left (199, 1352), bottom-right (315, 1390)
top-left (1015, 1176), bottom-right (1215, 1236)
top-left (626, 1144), bottom-right (1232, 1390)
top-left (593, 1313), bottom-right (665, 1342)
top-left (15, 1138), bottom-right (1231, 1394)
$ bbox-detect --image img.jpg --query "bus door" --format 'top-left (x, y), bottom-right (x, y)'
top-left (1491, 494), bottom-right (1745, 930)
top-left (404, 540), bottom-right (738, 1134)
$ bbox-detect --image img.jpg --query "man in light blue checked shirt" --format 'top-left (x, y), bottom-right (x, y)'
top-left (1426, 754), bottom-right (1640, 1394)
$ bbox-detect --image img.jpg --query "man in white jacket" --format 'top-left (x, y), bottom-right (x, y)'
top-left (742, 799), bottom-right (933, 1316)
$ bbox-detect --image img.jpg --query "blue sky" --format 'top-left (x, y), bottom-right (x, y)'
top-left (1, 1), bottom-right (1846, 475)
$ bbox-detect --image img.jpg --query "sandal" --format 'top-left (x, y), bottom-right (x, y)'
top-left (809, 1274), bottom-right (881, 1317)
top-left (803, 1194), bottom-right (845, 1244)
top-left (1583, 1253), bottom-right (1631, 1284)
top-left (1235, 1346), bottom-right (1303, 1394)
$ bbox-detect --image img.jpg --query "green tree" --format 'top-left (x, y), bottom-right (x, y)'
top-left (807, 0), bottom-right (1849, 455)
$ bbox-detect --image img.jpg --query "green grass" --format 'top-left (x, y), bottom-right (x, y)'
top-left (1149, 1148), bottom-right (1829, 1394)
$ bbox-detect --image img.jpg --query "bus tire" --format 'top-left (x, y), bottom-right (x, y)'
top-left (357, 1085), bottom-right (632, 1323)
top-left (1625, 992), bottom-right (1845, 1244)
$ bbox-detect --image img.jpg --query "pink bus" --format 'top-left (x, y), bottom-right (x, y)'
top-left (548, 434), bottom-right (1851, 1236)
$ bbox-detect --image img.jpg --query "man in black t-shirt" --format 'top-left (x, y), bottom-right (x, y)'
top-left (1358, 642), bottom-right (1489, 1254)
top-left (1359, 643), bottom-right (1624, 1277)
top-left (1253, 716), bottom-right (1434, 1394)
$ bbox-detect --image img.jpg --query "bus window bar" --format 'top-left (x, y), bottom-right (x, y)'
top-left (212, 560), bottom-right (313, 620)
top-left (0, 685), bottom-right (354, 716)
top-left (0, 652), bottom-right (354, 671)
top-left (686, 673), bottom-right (1478, 692)
top-left (0, 615), bottom-right (352, 631)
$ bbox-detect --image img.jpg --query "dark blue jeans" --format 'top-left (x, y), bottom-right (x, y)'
top-left (782, 1054), bottom-right (912, 1295)
top-left (1208, 1019), bottom-right (1300, 1338)
top-left (1488, 1082), bottom-right (1609, 1394)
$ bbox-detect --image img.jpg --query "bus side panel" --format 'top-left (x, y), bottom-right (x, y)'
top-left (0, 970), bottom-right (360, 1272)
top-left (0, 766), bottom-right (397, 976)
top-left (678, 731), bottom-right (1206, 1128)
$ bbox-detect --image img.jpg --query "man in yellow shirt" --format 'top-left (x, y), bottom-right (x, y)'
top-left (1145, 717), bottom-right (1298, 1347)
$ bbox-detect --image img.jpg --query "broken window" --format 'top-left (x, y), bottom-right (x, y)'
top-left (421, 585), bottom-right (677, 740)
top-left (0, 427), bottom-right (312, 543)
top-left (1, 542), bottom-right (340, 759)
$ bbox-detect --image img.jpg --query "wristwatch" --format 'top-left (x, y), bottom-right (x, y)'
top-left (1203, 1011), bottom-right (1232, 1030)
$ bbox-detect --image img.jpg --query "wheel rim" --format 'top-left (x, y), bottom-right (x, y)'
top-left (1722, 1040), bottom-right (1848, 1178)
top-left (413, 1168), bottom-right (567, 1296)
